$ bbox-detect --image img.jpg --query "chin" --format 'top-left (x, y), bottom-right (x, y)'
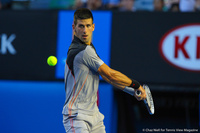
top-left (82, 39), bottom-right (88, 43)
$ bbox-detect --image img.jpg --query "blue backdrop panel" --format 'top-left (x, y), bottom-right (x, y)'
top-left (98, 83), bottom-right (117, 133)
top-left (0, 80), bottom-right (65, 133)
top-left (0, 81), bottom-right (116, 133)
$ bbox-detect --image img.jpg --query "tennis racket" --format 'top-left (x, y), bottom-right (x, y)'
top-left (136, 84), bottom-right (155, 115)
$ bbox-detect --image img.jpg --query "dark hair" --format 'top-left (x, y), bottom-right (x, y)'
top-left (74, 8), bottom-right (93, 25)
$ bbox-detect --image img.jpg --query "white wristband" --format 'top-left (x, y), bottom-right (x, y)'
top-left (123, 86), bottom-right (135, 96)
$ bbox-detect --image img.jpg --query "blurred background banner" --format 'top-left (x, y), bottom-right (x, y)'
top-left (0, 10), bottom-right (199, 133)
top-left (0, 10), bottom-right (57, 80)
top-left (111, 12), bottom-right (200, 86)
top-left (110, 12), bottom-right (199, 132)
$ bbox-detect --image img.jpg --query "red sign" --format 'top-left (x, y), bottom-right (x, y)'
top-left (159, 23), bottom-right (200, 72)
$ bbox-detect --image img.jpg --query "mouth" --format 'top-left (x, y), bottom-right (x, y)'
top-left (82, 35), bottom-right (88, 39)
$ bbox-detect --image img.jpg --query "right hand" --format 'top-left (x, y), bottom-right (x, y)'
top-left (134, 85), bottom-right (146, 101)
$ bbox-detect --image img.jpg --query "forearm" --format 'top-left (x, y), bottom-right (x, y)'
top-left (98, 63), bottom-right (145, 100)
top-left (108, 68), bottom-right (132, 87)
top-left (101, 74), bottom-right (125, 90)
top-left (98, 63), bottom-right (132, 87)
top-left (101, 70), bottom-right (142, 98)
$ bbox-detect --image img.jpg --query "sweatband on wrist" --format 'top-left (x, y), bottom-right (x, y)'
top-left (129, 79), bottom-right (140, 89)
top-left (123, 86), bottom-right (135, 96)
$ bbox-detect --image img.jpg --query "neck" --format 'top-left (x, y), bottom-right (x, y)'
top-left (85, 41), bottom-right (91, 45)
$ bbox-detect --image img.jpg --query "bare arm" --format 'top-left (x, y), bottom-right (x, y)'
top-left (100, 74), bottom-right (126, 90)
top-left (98, 63), bottom-right (132, 90)
top-left (98, 63), bottom-right (146, 100)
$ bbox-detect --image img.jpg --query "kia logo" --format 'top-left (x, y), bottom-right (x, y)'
top-left (0, 34), bottom-right (16, 55)
top-left (159, 23), bottom-right (200, 72)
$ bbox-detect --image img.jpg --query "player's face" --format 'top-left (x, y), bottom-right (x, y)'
top-left (73, 18), bottom-right (95, 45)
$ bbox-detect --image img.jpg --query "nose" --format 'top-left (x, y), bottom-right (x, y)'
top-left (83, 27), bottom-right (87, 33)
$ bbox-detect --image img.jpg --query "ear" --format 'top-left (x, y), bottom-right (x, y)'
top-left (72, 24), bottom-right (76, 35)
top-left (92, 23), bottom-right (95, 31)
top-left (72, 24), bottom-right (75, 30)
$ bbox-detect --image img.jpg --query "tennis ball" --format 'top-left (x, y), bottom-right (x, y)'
top-left (47, 56), bottom-right (57, 66)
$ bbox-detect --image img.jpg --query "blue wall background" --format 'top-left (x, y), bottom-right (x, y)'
top-left (0, 80), bottom-right (116, 133)
top-left (0, 80), bottom-right (66, 133)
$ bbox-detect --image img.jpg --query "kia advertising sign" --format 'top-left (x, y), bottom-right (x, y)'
top-left (160, 23), bottom-right (200, 72)
top-left (111, 12), bottom-right (200, 85)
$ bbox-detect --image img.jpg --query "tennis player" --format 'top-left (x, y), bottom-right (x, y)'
top-left (62, 8), bottom-right (146, 133)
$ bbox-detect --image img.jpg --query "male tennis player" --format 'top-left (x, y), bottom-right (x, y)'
top-left (62, 8), bottom-right (146, 133)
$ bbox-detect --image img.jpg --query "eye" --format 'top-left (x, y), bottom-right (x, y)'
top-left (78, 25), bottom-right (84, 28)
top-left (87, 24), bottom-right (91, 28)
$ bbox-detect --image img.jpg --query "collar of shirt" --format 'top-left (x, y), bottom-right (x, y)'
top-left (73, 35), bottom-right (97, 54)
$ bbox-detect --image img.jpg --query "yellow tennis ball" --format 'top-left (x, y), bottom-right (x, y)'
top-left (47, 56), bottom-right (57, 66)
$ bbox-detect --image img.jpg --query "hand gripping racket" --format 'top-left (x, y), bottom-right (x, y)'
top-left (136, 84), bottom-right (155, 115)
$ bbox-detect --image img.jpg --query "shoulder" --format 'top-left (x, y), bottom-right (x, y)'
top-left (85, 45), bottom-right (94, 51)
top-left (85, 45), bottom-right (97, 53)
